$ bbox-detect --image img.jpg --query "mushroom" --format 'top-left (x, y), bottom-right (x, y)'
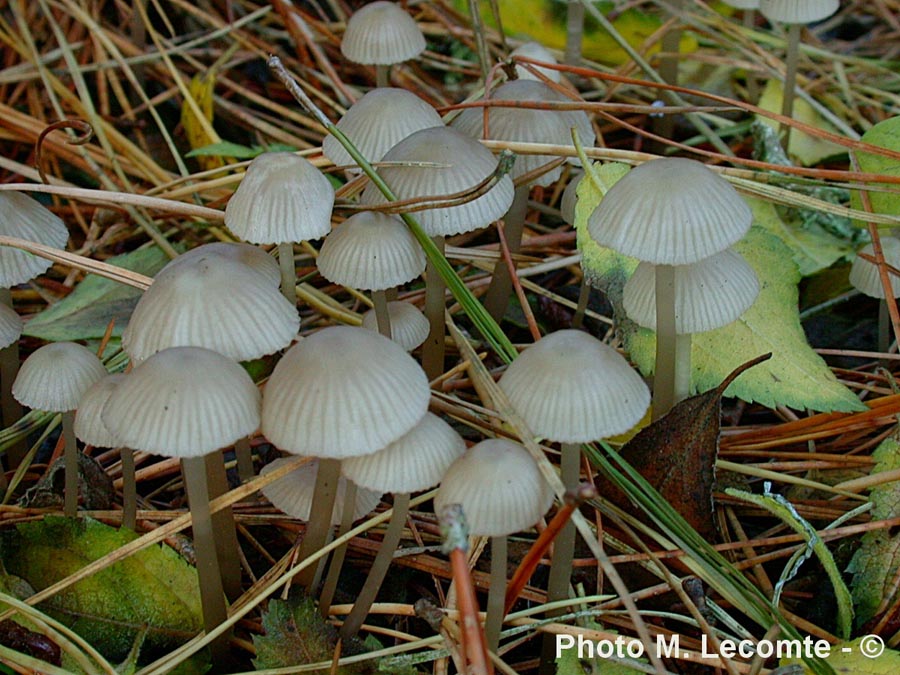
top-left (509, 42), bottom-right (561, 83)
top-left (849, 237), bottom-right (900, 353)
top-left (361, 300), bottom-right (429, 352)
top-left (341, 1), bottom-right (426, 87)
top-left (169, 241), bottom-right (281, 287)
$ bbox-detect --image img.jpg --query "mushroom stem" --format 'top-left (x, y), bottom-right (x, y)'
top-left (341, 491), bottom-right (411, 639)
top-left (204, 452), bottom-right (243, 602)
top-left (181, 456), bottom-right (230, 664)
top-left (674, 333), bottom-right (692, 405)
top-left (63, 410), bottom-right (78, 518)
top-left (744, 10), bottom-right (759, 102)
top-left (779, 23), bottom-right (802, 147)
top-left (296, 458), bottom-right (342, 590)
top-left (122, 446), bottom-right (137, 530)
top-left (372, 290), bottom-right (393, 340)
top-left (0, 289), bottom-right (24, 470)
top-left (652, 264), bottom-right (678, 420)
top-left (234, 437), bottom-right (254, 482)
top-left (318, 480), bottom-right (358, 618)
top-left (485, 535), bottom-right (507, 652)
top-left (564, 0), bottom-right (584, 65)
top-left (277, 241), bottom-right (297, 304)
top-left (545, 443), bottom-right (579, 607)
top-left (375, 64), bottom-right (390, 88)
top-left (423, 236), bottom-right (446, 382)
top-left (571, 278), bottom-right (590, 329)
top-left (879, 300), bottom-right (891, 355)
top-left (484, 184), bottom-right (530, 324)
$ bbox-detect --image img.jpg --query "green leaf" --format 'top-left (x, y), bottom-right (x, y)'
top-left (850, 116), bottom-right (900, 227)
top-left (186, 141), bottom-right (298, 159)
top-left (24, 246), bottom-right (172, 342)
top-left (781, 637), bottom-right (900, 674)
top-left (576, 162), bottom-right (864, 412)
top-left (253, 597), bottom-right (347, 671)
top-left (0, 517), bottom-right (202, 661)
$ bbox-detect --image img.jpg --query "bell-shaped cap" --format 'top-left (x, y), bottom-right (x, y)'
top-left (0, 303), bottom-right (23, 350)
top-left (12, 342), bottom-right (106, 413)
top-left (102, 347), bottom-right (261, 458)
top-left (759, 0), bottom-right (839, 24)
top-left (122, 253), bottom-right (299, 364)
top-left (171, 242), bottom-right (280, 287)
top-left (323, 88), bottom-right (443, 169)
top-left (341, 1), bottom-right (426, 66)
top-left (360, 127), bottom-right (515, 237)
top-left (587, 158), bottom-right (752, 265)
top-left (510, 42), bottom-right (561, 83)
top-left (317, 211), bottom-right (426, 291)
top-left (434, 438), bottom-right (554, 537)
top-left (623, 248), bottom-right (760, 333)
top-left (75, 374), bottom-right (126, 448)
top-left (342, 413), bottom-right (466, 493)
top-left (224, 152), bottom-right (334, 244)
top-left (560, 171), bottom-right (583, 226)
top-left (261, 458), bottom-right (382, 526)
top-left (361, 300), bottom-right (429, 352)
top-left (500, 330), bottom-right (650, 443)
top-left (849, 238), bottom-right (900, 299)
top-left (0, 191), bottom-right (68, 286)
top-left (262, 326), bottom-right (430, 459)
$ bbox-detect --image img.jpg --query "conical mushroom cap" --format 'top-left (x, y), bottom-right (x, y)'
top-left (849, 238), bottom-right (900, 299)
top-left (360, 127), bottom-right (515, 237)
top-left (171, 242), bottom-right (280, 286)
top-left (122, 253), bottom-right (299, 363)
top-left (341, 1), bottom-right (426, 66)
top-left (0, 191), bottom-right (68, 286)
top-left (13, 342), bottom-right (106, 413)
top-left (342, 413), bottom-right (466, 493)
top-left (224, 152), bottom-right (334, 244)
top-left (102, 347), bottom-right (261, 458)
top-left (759, 0), bottom-right (839, 24)
top-left (587, 158), bottom-right (752, 265)
top-left (434, 439), bottom-right (554, 537)
top-left (323, 88), bottom-right (443, 169)
top-left (317, 211), bottom-right (426, 290)
top-left (0, 302), bottom-right (23, 350)
top-left (509, 42), bottom-right (561, 83)
top-left (623, 248), bottom-right (760, 333)
top-left (560, 171), bottom-right (583, 226)
top-left (75, 374), bottom-right (126, 448)
top-left (262, 326), bottom-right (430, 459)
top-left (361, 300), bottom-right (429, 352)
top-left (499, 330), bottom-right (650, 442)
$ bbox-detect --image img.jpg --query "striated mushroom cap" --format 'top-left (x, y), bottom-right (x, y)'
top-left (0, 191), bottom-right (68, 287)
top-left (759, 0), bottom-right (839, 24)
top-left (849, 238), bottom-right (900, 299)
top-left (341, 1), bottom-right (426, 66)
top-left (361, 300), bottom-right (429, 352)
top-left (75, 374), bottom-right (126, 448)
top-left (0, 302), bottom-right (23, 350)
top-left (13, 342), bottom-right (106, 413)
top-left (171, 242), bottom-right (280, 287)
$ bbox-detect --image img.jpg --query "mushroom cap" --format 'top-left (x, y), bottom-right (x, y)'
top-left (170, 242), bottom-right (280, 287)
top-left (224, 152), bottom-right (334, 244)
top-left (342, 413), bottom-right (466, 493)
top-left (361, 300), bottom-right (429, 352)
top-left (317, 211), bottom-right (426, 291)
top-left (623, 248), bottom-right (761, 334)
top-left (452, 80), bottom-right (594, 185)
top-left (849, 238), bottom-right (900, 299)
top-left (360, 127), bottom-right (515, 237)
top-left (434, 438), bottom-right (554, 537)
top-left (0, 302), bottom-right (23, 350)
top-left (122, 253), bottom-right (299, 364)
top-left (102, 347), bottom-right (261, 457)
top-left (499, 330), bottom-right (650, 442)
top-left (722, 0), bottom-right (760, 9)
top-left (12, 342), bottom-right (106, 413)
top-left (0, 191), bottom-right (69, 286)
top-left (509, 42), bottom-right (561, 83)
top-left (341, 1), bottom-right (426, 66)
top-left (75, 374), bottom-right (126, 448)
top-left (560, 171), bottom-right (583, 226)
top-left (587, 158), bottom-right (752, 265)
top-left (261, 458), bottom-right (383, 526)
top-left (759, 0), bottom-right (839, 24)
top-left (262, 326), bottom-right (430, 459)
top-left (323, 88), bottom-right (443, 169)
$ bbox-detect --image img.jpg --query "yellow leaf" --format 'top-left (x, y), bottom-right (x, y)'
top-left (181, 73), bottom-right (224, 170)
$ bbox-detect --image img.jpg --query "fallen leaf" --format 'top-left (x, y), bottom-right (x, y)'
top-left (781, 637), bottom-right (900, 674)
top-left (850, 116), bottom-right (900, 228)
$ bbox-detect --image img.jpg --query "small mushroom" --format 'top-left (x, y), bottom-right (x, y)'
top-left (341, 1), bottom-right (426, 87)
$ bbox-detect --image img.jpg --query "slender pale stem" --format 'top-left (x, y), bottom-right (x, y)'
top-left (234, 437), bottom-right (254, 482)
top-left (564, 0), bottom-right (584, 65)
top-left (572, 279), bottom-right (590, 329)
top-left (277, 241), bottom-right (296, 304)
top-left (121, 447), bottom-right (136, 530)
top-left (674, 333), bottom-right (692, 405)
top-left (484, 185), bottom-right (530, 324)
top-left (295, 458), bottom-right (341, 590)
top-left (375, 64), bottom-right (390, 88)
top-left (653, 264), bottom-right (677, 420)
top-left (341, 492), bottom-right (411, 639)
top-left (62, 411), bottom-right (78, 517)
top-left (780, 23), bottom-right (802, 148)
top-left (0, 289), bottom-right (24, 470)
top-left (423, 236), bottom-right (446, 382)
top-left (181, 456), bottom-right (229, 664)
top-left (204, 453), bottom-right (242, 602)
top-left (485, 535), bottom-right (507, 652)
top-left (318, 481), bottom-right (358, 618)
top-left (372, 290), bottom-right (392, 340)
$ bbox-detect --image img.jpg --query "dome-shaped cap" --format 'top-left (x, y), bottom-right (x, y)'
top-left (361, 300), bottom-right (429, 352)
top-left (261, 458), bottom-right (382, 526)
top-left (102, 347), bottom-right (261, 458)
top-left (0, 191), bottom-right (69, 286)
top-left (75, 374), bottom-right (126, 448)
top-left (760, 0), bottom-right (839, 24)
top-left (171, 242), bottom-right (280, 287)
top-left (560, 171), bottom-right (583, 226)
top-left (323, 88), bottom-right (443, 169)
top-left (452, 80), bottom-right (594, 186)
top-left (224, 152), bottom-right (334, 244)
top-left (122, 253), bottom-right (299, 364)
top-left (342, 413), bottom-right (466, 493)
top-left (849, 238), bottom-right (900, 299)
top-left (510, 42), bottom-right (561, 83)
top-left (0, 302), bottom-right (23, 350)
top-left (341, 1), bottom-right (426, 66)
top-left (499, 330), bottom-right (650, 443)
top-left (360, 127), bottom-right (515, 237)
top-left (587, 158), bottom-right (752, 265)
top-left (13, 342), bottom-right (106, 413)
top-left (623, 248), bottom-right (760, 333)
top-left (317, 211), bottom-right (426, 291)
top-left (262, 326), bottom-right (430, 459)
top-left (434, 438), bottom-right (554, 537)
